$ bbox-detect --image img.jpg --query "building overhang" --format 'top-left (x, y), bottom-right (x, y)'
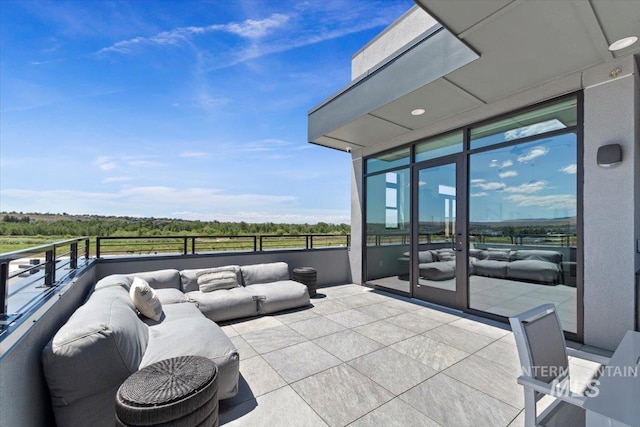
top-left (308, 0), bottom-right (640, 152)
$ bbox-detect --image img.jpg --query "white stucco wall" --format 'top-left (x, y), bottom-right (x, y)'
top-left (351, 6), bottom-right (438, 80)
top-left (583, 58), bottom-right (639, 350)
top-left (349, 153), bottom-right (364, 284)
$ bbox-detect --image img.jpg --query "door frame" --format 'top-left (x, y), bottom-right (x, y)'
top-left (410, 153), bottom-right (468, 310)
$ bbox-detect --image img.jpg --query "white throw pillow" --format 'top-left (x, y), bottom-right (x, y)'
top-left (196, 267), bottom-right (239, 293)
top-left (129, 277), bottom-right (162, 321)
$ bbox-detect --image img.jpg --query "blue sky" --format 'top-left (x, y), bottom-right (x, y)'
top-left (0, 0), bottom-right (414, 224)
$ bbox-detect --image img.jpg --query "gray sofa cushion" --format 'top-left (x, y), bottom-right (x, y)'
top-left (142, 301), bottom-right (202, 325)
top-left (417, 251), bottom-right (434, 263)
top-left (514, 250), bottom-right (562, 264)
top-left (241, 262), bottom-right (289, 286)
top-left (42, 286), bottom-right (148, 427)
top-left (246, 280), bottom-right (310, 314)
top-left (93, 274), bottom-right (132, 292)
top-left (186, 287), bottom-right (258, 322)
top-left (507, 260), bottom-right (561, 283)
top-left (180, 265), bottom-right (241, 293)
top-left (141, 316), bottom-right (239, 399)
top-left (126, 269), bottom-right (181, 290)
top-left (486, 251), bottom-right (510, 261)
top-left (419, 261), bottom-right (456, 281)
top-left (154, 288), bottom-right (190, 305)
top-left (473, 260), bottom-right (509, 278)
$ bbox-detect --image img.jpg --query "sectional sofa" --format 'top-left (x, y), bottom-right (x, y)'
top-left (397, 248), bottom-right (563, 284)
top-left (42, 261), bottom-right (310, 427)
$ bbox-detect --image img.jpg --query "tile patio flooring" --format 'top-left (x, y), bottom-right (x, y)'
top-left (217, 284), bottom-right (605, 426)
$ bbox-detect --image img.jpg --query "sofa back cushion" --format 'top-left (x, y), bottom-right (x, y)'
top-left (180, 265), bottom-right (241, 293)
top-left (469, 249), bottom-right (488, 260)
top-left (514, 250), bottom-right (562, 264)
top-left (93, 274), bottom-right (132, 292)
top-left (42, 286), bottom-right (149, 409)
top-left (486, 251), bottom-right (510, 261)
top-left (241, 262), bottom-right (289, 286)
top-left (417, 251), bottom-right (434, 263)
top-left (126, 269), bottom-right (181, 290)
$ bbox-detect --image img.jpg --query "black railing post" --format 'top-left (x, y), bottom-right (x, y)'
top-left (347, 235), bottom-right (351, 247)
top-left (183, 237), bottom-right (188, 255)
top-left (70, 242), bottom-right (78, 269)
top-left (44, 249), bottom-right (55, 287)
top-left (96, 237), bottom-right (101, 258)
top-left (308, 235), bottom-right (312, 249)
top-left (191, 238), bottom-right (196, 254)
top-left (84, 238), bottom-right (90, 260)
top-left (0, 261), bottom-right (8, 318)
top-left (259, 236), bottom-right (263, 251)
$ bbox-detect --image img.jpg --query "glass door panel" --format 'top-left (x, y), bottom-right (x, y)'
top-left (413, 160), bottom-right (464, 307)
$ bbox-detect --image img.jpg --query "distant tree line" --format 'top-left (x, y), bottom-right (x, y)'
top-left (0, 213), bottom-right (350, 237)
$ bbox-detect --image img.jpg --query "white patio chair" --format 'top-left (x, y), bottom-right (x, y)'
top-left (509, 304), bottom-right (609, 427)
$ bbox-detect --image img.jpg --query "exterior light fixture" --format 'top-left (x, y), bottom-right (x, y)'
top-left (608, 36), bottom-right (638, 51)
top-left (597, 143), bottom-right (623, 167)
top-left (411, 108), bottom-right (426, 116)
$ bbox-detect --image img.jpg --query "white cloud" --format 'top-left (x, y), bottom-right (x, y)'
top-left (517, 146), bottom-right (549, 163)
top-left (470, 179), bottom-right (486, 184)
top-left (503, 180), bottom-right (546, 193)
top-left (559, 164), bottom-right (577, 174)
top-left (500, 160), bottom-right (513, 168)
top-left (499, 170), bottom-right (518, 179)
top-left (471, 192), bottom-right (488, 197)
top-left (180, 151), bottom-right (209, 158)
top-left (96, 14), bottom-right (290, 56)
top-left (489, 160), bottom-right (499, 168)
top-left (473, 181), bottom-right (506, 191)
top-left (505, 194), bottom-right (576, 210)
top-left (504, 119), bottom-right (566, 140)
top-left (94, 157), bottom-right (117, 170)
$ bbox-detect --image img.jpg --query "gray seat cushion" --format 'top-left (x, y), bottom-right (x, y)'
top-left (142, 301), bottom-right (203, 325)
top-left (246, 280), bottom-right (310, 314)
top-left (508, 260), bottom-right (560, 284)
top-left (186, 287), bottom-right (258, 322)
top-left (141, 316), bottom-right (239, 400)
top-left (241, 262), bottom-right (289, 286)
top-left (419, 261), bottom-right (456, 281)
top-left (513, 250), bottom-right (562, 264)
top-left (473, 260), bottom-right (509, 278)
top-left (42, 286), bottom-right (149, 427)
top-left (154, 288), bottom-right (190, 305)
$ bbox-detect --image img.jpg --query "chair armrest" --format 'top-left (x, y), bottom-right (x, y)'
top-left (517, 376), bottom-right (586, 407)
top-left (567, 347), bottom-right (611, 366)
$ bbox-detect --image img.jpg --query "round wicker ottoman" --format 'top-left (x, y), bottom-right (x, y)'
top-left (115, 356), bottom-right (218, 427)
top-left (293, 267), bottom-right (317, 297)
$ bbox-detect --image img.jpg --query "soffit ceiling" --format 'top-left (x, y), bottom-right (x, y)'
top-left (309, 0), bottom-right (640, 152)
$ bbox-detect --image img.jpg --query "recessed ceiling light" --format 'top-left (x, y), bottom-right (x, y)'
top-left (608, 36), bottom-right (638, 51)
top-left (411, 108), bottom-right (426, 116)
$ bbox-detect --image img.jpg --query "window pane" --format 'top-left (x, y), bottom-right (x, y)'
top-left (366, 147), bottom-right (410, 174)
top-left (470, 97), bottom-right (577, 149)
top-left (468, 133), bottom-right (578, 333)
top-left (415, 132), bottom-right (463, 162)
top-left (366, 168), bottom-right (410, 293)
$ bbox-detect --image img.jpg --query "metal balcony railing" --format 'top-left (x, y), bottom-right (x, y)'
top-left (0, 237), bottom-right (90, 326)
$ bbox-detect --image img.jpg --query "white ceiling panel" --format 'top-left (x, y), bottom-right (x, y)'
top-left (444, 0), bottom-right (609, 102)
top-left (417, 0), bottom-right (512, 35)
top-left (590, 0), bottom-right (640, 57)
top-left (371, 78), bottom-right (483, 129)
top-left (327, 115), bottom-right (409, 146)
top-left (312, 136), bottom-right (355, 152)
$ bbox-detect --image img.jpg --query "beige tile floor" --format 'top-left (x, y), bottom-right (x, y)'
top-left (218, 284), bottom-right (605, 427)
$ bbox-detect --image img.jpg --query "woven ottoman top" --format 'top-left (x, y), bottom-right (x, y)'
top-left (119, 356), bottom-right (217, 407)
top-left (293, 267), bottom-right (316, 274)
